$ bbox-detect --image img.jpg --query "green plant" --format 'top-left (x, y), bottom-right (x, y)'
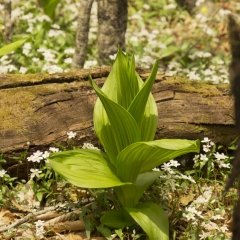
top-left (48, 48), bottom-right (200, 239)
top-left (0, 37), bottom-right (31, 56)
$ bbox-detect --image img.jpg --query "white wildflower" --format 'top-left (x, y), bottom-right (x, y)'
top-left (201, 137), bottom-right (210, 143)
top-left (49, 147), bottom-right (60, 152)
top-left (30, 168), bottom-right (42, 179)
top-left (0, 169), bottom-right (7, 177)
top-left (214, 152), bottom-right (228, 160)
top-left (212, 214), bottom-right (224, 220)
top-left (177, 173), bottom-right (196, 183)
top-left (67, 131), bottom-right (77, 139)
top-left (199, 231), bottom-right (213, 240)
top-left (169, 160), bottom-right (180, 167)
top-left (42, 151), bottom-right (50, 159)
top-left (19, 67), bottom-right (28, 74)
top-left (82, 143), bottom-right (99, 150)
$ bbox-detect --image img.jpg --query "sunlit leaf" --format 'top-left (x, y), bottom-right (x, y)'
top-left (49, 149), bottom-right (131, 188)
top-left (125, 202), bottom-right (169, 240)
top-left (116, 139), bottom-right (200, 182)
top-left (128, 59), bottom-right (159, 140)
top-left (115, 171), bottom-right (162, 207)
top-left (0, 37), bottom-right (31, 56)
top-left (89, 75), bottom-right (141, 163)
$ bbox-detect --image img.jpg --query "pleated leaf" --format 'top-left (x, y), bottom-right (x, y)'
top-left (114, 171), bottom-right (162, 207)
top-left (114, 49), bottom-right (137, 109)
top-left (49, 149), bottom-right (131, 188)
top-left (89, 75), bottom-right (141, 163)
top-left (116, 139), bottom-right (200, 183)
top-left (140, 92), bottom-right (158, 141)
top-left (93, 50), bottom-right (140, 163)
top-left (128, 59), bottom-right (158, 136)
top-left (125, 202), bottom-right (169, 240)
top-left (100, 209), bottom-right (135, 228)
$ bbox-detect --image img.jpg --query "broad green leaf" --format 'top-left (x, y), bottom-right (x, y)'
top-left (93, 49), bottom-right (141, 163)
top-left (0, 37), bottom-right (31, 56)
top-left (128, 59), bottom-right (159, 140)
top-left (100, 209), bottom-right (135, 228)
top-left (89, 75), bottom-right (141, 162)
top-left (116, 139), bottom-right (200, 182)
top-left (115, 171), bottom-right (162, 207)
top-left (49, 149), bottom-right (131, 188)
top-left (125, 202), bottom-right (169, 240)
top-left (42, 0), bottom-right (61, 19)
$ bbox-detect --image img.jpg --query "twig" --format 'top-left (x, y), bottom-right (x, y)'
top-left (0, 205), bottom-right (59, 233)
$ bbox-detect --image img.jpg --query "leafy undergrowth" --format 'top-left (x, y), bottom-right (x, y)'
top-left (0, 0), bottom-right (240, 239)
top-left (0, 134), bottom-right (237, 240)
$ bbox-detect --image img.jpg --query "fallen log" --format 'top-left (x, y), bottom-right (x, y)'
top-left (0, 66), bottom-right (235, 177)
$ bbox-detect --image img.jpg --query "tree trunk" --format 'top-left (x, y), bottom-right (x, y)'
top-left (226, 13), bottom-right (240, 240)
top-left (71, 0), bottom-right (94, 69)
top-left (3, 0), bottom-right (12, 44)
top-left (97, 0), bottom-right (128, 64)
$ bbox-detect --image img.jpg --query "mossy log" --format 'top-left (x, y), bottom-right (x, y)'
top-left (0, 66), bottom-right (236, 177)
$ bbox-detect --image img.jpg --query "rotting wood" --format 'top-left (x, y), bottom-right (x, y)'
top-left (0, 66), bottom-right (235, 176)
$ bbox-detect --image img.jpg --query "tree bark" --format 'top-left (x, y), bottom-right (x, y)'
top-left (3, 0), bottom-right (12, 44)
top-left (0, 66), bottom-right (234, 152)
top-left (226, 13), bottom-right (240, 240)
top-left (71, 0), bottom-right (94, 69)
top-left (97, 0), bottom-right (128, 64)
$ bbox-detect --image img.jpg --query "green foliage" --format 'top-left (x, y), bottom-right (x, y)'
top-left (38, 0), bottom-right (61, 19)
top-left (49, 48), bottom-right (200, 239)
top-left (0, 37), bottom-right (31, 56)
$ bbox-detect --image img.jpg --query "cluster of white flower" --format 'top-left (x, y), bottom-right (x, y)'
top-left (193, 137), bottom-right (230, 170)
top-left (0, 55), bottom-right (17, 74)
top-left (182, 185), bottom-right (229, 238)
top-left (27, 150), bottom-right (50, 163)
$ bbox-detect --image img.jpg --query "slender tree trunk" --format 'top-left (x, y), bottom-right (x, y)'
top-left (71, 0), bottom-right (94, 69)
top-left (226, 13), bottom-right (240, 240)
top-left (3, 0), bottom-right (12, 44)
top-left (97, 0), bottom-right (128, 64)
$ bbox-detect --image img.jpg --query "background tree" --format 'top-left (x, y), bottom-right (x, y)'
top-left (72, 0), bottom-right (128, 69)
top-left (226, 12), bottom-right (240, 240)
top-left (2, 0), bottom-right (12, 44)
top-left (97, 0), bottom-right (128, 64)
top-left (71, 0), bottom-right (94, 69)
